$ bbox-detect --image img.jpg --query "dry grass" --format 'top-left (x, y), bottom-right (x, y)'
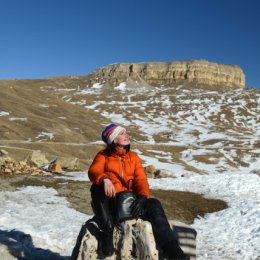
top-left (0, 77), bottom-right (259, 173)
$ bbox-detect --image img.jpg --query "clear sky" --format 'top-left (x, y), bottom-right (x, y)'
top-left (0, 0), bottom-right (259, 88)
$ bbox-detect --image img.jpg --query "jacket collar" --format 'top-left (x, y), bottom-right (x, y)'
top-left (113, 148), bottom-right (127, 157)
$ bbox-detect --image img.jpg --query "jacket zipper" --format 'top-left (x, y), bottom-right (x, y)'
top-left (119, 157), bottom-right (125, 179)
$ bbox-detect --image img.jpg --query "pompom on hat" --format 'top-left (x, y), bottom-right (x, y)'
top-left (101, 124), bottom-right (125, 144)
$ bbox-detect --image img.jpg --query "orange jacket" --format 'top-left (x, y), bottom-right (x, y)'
top-left (88, 149), bottom-right (150, 198)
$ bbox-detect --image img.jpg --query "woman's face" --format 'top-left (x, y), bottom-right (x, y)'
top-left (114, 129), bottom-right (130, 147)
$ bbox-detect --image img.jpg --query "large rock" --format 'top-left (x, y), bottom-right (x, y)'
top-left (90, 60), bottom-right (245, 89)
top-left (0, 149), bottom-right (10, 166)
top-left (57, 156), bottom-right (79, 171)
top-left (145, 164), bottom-right (156, 178)
top-left (71, 217), bottom-right (196, 260)
top-left (154, 169), bottom-right (176, 178)
top-left (25, 150), bottom-right (49, 168)
top-left (0, 149), bottom-right (8, 157)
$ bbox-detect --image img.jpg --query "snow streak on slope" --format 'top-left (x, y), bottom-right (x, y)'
top-left (42, 82), bottom-right (260, 176)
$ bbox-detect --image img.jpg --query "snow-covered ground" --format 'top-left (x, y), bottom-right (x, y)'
top-left (1, 165), bottom-right (259, 260)
top-left (149, 173), bottom-right (260, 260)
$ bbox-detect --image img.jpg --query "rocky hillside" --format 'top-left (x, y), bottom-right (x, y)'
top-left (0, 61), bottom-right (259, 174)
top-left (89, 60), bottom-right (245, 89)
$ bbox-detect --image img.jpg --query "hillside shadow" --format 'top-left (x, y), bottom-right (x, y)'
top-left (0, 229), bottom-right (70, 260)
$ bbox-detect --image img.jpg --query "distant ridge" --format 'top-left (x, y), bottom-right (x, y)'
top-left (89, 60), bottom-right (245, 89)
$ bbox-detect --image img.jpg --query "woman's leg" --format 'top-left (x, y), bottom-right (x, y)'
top-left (143, 198), bottom-right (187, 258)
top-left (90, 184), bottom-right (115, 256)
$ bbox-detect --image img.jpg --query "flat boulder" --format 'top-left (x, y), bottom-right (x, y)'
top-left (57, 156), bottom-right (79, 171)
top-left (145, 165), bottom-right (156, 178)
top-left (71, 217), bottom-right (196, 260)
top-left (0, 149), bottom-right (8, 157)
top-left (25, 150), bottom-right (49, 168)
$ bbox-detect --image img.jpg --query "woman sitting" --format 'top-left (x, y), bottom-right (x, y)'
top-left (88, 124), bottom-right (188, 259)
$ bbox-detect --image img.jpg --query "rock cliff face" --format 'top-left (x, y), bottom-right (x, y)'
top-left (90, 60), bottom-right (245, 89)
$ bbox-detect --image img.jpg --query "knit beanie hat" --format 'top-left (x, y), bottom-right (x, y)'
top-left (101, 124), bottom-right (125, 144)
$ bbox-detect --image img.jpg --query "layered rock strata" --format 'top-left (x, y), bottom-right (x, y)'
top-left (90, 60), bottom-right (245, 89)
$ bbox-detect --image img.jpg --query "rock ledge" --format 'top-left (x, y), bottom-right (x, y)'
top-left (90, 60), bottom-right (245, 89)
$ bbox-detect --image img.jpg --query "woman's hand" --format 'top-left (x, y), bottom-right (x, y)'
top-left (130, 195), bottom-right (147, 218)
top-left (103, 178), bottom-right (116, 198)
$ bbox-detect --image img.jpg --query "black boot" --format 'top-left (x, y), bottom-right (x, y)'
top-left (144, 198), bottom-right (189, 259)
top-left (162, 239), bottom-right (189, 259)
top-left (90, 184), bottom-right (115, 256)
top-left (101, 228), bottom-right (114, 256)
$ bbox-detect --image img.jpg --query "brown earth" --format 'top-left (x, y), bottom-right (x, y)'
top-left (0, 76), bottom-right (259, 175)
top-left (0, 174), bottom-right (227, 224)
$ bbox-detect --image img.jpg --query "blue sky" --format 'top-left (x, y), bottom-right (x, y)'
top-left (0, 0), bottom-right (259, 88)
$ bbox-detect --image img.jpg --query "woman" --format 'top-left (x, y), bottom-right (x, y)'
top-left (88, 124), bottom-right (188, 259)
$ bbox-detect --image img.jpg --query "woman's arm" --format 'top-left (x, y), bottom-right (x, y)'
top-left (88, 152), bottom-right (108, 184)
top-left (132, 153), bottom-right (150, 198)
top-left (88, 151), bottom-right (116, 197)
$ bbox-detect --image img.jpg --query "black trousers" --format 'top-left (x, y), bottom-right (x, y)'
top-left (90, 184), bottom-right (177, 249)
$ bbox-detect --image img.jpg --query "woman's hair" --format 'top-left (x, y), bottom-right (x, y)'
top-left (104, 142), bottom-right (130, 155)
